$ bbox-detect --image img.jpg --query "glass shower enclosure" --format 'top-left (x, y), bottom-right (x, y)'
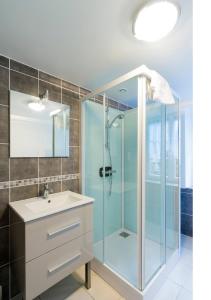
top-left (82, 68), bottom-right (179, 296)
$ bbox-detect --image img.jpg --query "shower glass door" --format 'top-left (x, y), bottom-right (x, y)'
top-left (82, 97), bottom-right (104, 262)
top-left (141, 77), bottom-right (180, 288)
top-left (103, 77), bottom-right (138, 287)
top-left (143, 98), bottom-right (166, 287)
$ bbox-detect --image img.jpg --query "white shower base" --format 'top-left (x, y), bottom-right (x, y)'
top-left (93, 229), bottom-right (179, 300)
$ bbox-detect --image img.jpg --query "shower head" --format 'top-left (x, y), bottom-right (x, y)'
top-left (109, 113), bottom-right (125, 128)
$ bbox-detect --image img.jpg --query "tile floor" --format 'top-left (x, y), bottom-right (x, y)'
top-left (37, 234), bottom-right (192, 300)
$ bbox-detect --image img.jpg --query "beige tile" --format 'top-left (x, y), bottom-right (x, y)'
top-left (73, 265), bottom-right (96, 285)
top-left (86, 271), bottom-right (121, 300)
top-left (39, 275), bottom-right (82, 300)
top-left (65, 287), bottom-right (93, 300)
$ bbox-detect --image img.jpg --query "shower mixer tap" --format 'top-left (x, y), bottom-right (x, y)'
top-left (99, 166), bottom-right (116, 177)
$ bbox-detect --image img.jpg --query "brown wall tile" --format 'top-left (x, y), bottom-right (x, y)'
top-left (0, 144), bottom-right (9, 182)
top-left (0, 263), bottom-right (9, 300)
top-left (0, 105), bottom-right (9, 143)
top-left (10, 60), bottom-right (38, 78)
top-left (0, 66), bottom-right (9, 105)
top-left (108, 98), bottom-right (118, 109)
top-left (39, 157), bottom-right (61, 177)
top-left (10, 257), bottom-right (25, 299)
top-left (95, 94), bottom-right (103, 104)
top-left (0, 189), bottom-right (9, 228)
top-left (62, 89), bottom-right (80, 119)
top-left (39, 71), bottom-right (61, 86)
top-left (10, 158), bottom-right (38, 181)
top-left (10, 185), bottom-right (38, 202)
top-left (39, 181), bottom-right (61, 196)
top-left (62, 179), bottom-right (80, 193)
top-left (10, 70), bottom-right (38, 96)
top-left (10, 221), bottom-right (25, 262)
top-left (9, 208), bottom-right (23, 226)
top-left (0, 55), bottom-right (9, 68)
top-left (62, 81), bottom-right (79, 93)
top-left (80, 87), bottom-right (91, 96)
top-left (62, 147), bottom-right (80, 175)
top-left (39, 80), bottom-right (61, 103)
top-left (69, 119), bottom-right (80, 146)
top-left (0, 56), bottom-right (84, 300)
top-left (0, 226), bottom-right (9, 267)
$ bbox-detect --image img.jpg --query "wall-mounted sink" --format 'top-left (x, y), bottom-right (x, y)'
top-left (25, 193), bottom-right (80, 214)
top-left (9, 190), bottom-right (94, 299)
top-left (10, 190), bottom-right (94, 222)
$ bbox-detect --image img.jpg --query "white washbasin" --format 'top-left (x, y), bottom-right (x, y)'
top-left (25, 194), bottom-right (79, 214)
top-left (9, 191), bottom-right (94, 222)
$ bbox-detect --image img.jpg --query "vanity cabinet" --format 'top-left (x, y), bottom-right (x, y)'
top-left (10, 195), bottom-right (93, 300)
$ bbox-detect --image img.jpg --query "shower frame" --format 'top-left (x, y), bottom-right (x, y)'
top-left (81, 66), bottom-right (180, 300)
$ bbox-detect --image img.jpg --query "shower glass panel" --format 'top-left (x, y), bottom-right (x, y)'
top-left (144, 100), bottom-right (166, 287)
top-left (104, 77), bottom-right (138, 286)
top-left (82, 98), bottom-right (104, 262)
top-left (165, 101), bottom-right (179, 260)
top-left (143, 93), bottom-right (179, 287)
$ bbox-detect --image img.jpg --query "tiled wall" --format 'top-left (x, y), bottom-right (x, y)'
top-left (0, 54), bottom-right (128, 299)
top-left (0, 54), bottom-right (83, 299)
top-left (181, 188), bottom-right (193, 237)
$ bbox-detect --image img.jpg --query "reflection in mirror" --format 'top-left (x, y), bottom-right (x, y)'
top-left (10, 90), bottom-right (70, 157)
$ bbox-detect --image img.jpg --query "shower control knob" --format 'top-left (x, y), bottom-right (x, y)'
top-left (99, 166), bottom-right (115, 177)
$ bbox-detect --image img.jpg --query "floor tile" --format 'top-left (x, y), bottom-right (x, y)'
top-left (181, 235), bottom-right (193, 251)
top-left (153, 279), bottom-right (181, 300)
top-left (86, 270), bottom-right (121, 300)
top-left (168, 260), bottom-right (192, 288)
top-left (183, 273), bottom-right (193, 292)
top-left (176, 288), bottom-right (192, 300)
top-left (74, 265), bottom-right (96, 282)
top-left (179, 247), bottom-right (193, 268)
top-left (65, 287), bottom-right (93, 300)
top-left (39, 275), bottom-right (83, 300)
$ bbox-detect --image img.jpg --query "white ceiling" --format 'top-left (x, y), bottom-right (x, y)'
top-left (0, 0), bottom-right (192, 100)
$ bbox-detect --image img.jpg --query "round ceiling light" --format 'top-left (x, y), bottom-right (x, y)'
top-left (133, 1), bottom-right (180, 42)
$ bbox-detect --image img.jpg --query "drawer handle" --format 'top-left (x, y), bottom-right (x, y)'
top-left (47, 221), bottom-right (80, 238)
top-left (48, 252), bottom-right (81, 274)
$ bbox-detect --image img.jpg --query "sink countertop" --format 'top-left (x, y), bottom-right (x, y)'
top-left (9, 190), bottom-right (94, 223)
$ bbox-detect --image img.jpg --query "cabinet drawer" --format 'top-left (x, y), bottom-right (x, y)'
top-left (25, 204), bottom-right (92, 262)
top-left (25, 232), bottom-right (93, 300)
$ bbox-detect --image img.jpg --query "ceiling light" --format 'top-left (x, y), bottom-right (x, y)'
top-left (133, 1), bottom-right (180, 42)
top-left (28, 101), bottom-right (45, 111)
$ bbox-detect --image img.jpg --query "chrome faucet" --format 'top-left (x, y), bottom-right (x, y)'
top-left (43, 183), bottom-right (49, 199)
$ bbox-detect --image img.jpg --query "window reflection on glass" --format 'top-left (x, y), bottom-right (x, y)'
top-left (146, 103), bottom-right (179, 183)
top-left (166, 118), bottom-right (179, 181)
top-left (148, 121), bottom-right (161, 176)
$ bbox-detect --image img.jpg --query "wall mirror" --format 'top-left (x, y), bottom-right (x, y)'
top-left (10, 90), bottom-right (70, 157)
